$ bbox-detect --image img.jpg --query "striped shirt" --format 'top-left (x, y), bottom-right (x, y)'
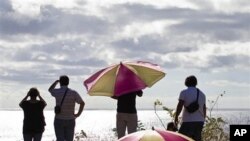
top-left (49, 86), bottom-right (84, 120)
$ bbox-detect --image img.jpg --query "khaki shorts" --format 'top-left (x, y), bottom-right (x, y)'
top-left (116, 113), bottom-right (138, 139)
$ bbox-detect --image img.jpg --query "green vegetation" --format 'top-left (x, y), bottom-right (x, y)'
top-left (202, 91), bottom-right (229, 141)
top-left (154, 91), bottom-right (229, 141)
top-left (74, 91), bottom-right (230, 141)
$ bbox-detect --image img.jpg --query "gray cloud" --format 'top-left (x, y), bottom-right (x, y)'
top-left (0, 5), bottom-right (111, 37)
top-left (0, 1), bottom-right (249, 84)
top-left (1, 39), bottom-right (108, 84)
top-left (0, 0), bottom-right (13, 12)
top-left (110, 34), bottom-right (195, 61)
top-left (171, 13), bottom-right (250, 41)
top-left (0, 1), bottom-right (250, 110)
top-left (208, 54), bottom-right (250, 69)
top-left (107, 3), bottom-right (250, 42)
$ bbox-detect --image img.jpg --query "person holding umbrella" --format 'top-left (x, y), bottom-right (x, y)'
top-left (112, 90), bottom-right (143, 139)
top-left (48, 75), bottom-right (85, 141)
top-left (19, 87), bottom-right (46, 141)
top-left (84, 61), bottom-right (165, 139)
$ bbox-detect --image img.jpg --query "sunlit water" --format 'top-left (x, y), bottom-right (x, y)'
top-left (0, 110), bottom-right (249, 141)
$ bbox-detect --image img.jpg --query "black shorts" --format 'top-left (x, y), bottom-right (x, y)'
top-left (179, 121), bottom-right (204, 141)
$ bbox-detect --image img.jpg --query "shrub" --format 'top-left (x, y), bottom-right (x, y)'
top-left (154, 91), bottom-right (229, 141)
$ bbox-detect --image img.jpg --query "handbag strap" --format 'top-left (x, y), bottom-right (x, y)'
top-left (196, 88), bottom-right (200, 102)
top-left (60, 88), bottom-right (68, 107)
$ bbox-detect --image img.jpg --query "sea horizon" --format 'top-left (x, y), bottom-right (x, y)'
top-left (1, 109), bottom-right (249, 141)
top-left (1, 107), bottom-right (250, 111)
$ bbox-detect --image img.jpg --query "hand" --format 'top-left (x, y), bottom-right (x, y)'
top-left (174, 117), bottom-right (178, 126)
top-left (74, 113), bottom-right (81, 118)
top-left (137, 93), bottom-right (143, 97)
top-left (49, 80), bottom-right (60, 91)
top-left (26, 90), bottom-right (31, 97)
top-left (136, 90), bottom-right (143, 97)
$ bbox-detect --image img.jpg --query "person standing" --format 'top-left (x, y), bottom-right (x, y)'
top-left (174, 75), bottom-right (206, 141)
top-left (112, 90), bottom-right (143, 139)
top-left (48, 75), bottom-right (85, 141)
top-left (19, 87), bottom-right (46, 141)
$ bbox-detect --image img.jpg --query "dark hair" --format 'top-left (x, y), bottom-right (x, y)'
top-left (185, 75), bottom-right (197, 87)
top-left (60, 75), bottom-right (69, 86)
top-left (28, 87), bottom-right (39, 98)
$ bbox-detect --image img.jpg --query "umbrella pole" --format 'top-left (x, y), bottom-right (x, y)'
top-left (154, 104), bottom-right (167, 130)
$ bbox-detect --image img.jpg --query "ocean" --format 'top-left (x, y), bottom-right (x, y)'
top-left (0, 109), bottom-right (249, 141)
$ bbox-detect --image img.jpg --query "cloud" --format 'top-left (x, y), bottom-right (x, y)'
top-left (0, 4), bottom-right (111, 37)
top-left (0, 39), bottom-right (108, 84)
top-left (207, 80), bottom-right (249, 88)
top-left (0, 0), bottom-right (13, 12)
top-left (160, 42), bottom-right (250, 71)
top-left (0, 0), bottom-right (250, 109)
top-left (112, 3), bottom-right (250, 42)
top-left (1, 1), bottom-right (249, 80)
top-left (171, 13), bottom-right (250, 41)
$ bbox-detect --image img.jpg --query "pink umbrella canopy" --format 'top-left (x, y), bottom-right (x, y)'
top-left (118, 128), bottom-right (194, 141)
top-left (84, 61), bottom-right (166, 97)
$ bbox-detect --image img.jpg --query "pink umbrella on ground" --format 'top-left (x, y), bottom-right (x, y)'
top-left (118, 128), bottom-right (194, 141)
top-left (84, 61), bottom-right (165, 97)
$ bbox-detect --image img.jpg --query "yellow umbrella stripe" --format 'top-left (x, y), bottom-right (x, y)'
top-left (126, 64), bottom-right (166, 87)
top-left (140, 130), bottom-right (165, 141)
top-left (88, 65), bottom-right (119, 96)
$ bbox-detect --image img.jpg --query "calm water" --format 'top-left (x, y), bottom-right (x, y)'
top-left (0, 110), bottom-right (249, 141)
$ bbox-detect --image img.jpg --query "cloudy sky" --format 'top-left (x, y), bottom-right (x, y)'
top-left (0, 0), bottom-right (249, 110)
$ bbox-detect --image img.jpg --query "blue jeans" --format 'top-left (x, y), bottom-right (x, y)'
top-left (23, 133), bottom-right (42, 141)
top-left (54, 118), bottom-right (75, 141)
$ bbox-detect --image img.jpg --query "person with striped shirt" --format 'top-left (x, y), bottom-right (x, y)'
top-left (49, 75), bottom-right (85, 141)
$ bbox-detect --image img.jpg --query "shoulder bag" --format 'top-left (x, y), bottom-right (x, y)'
top-left (185, 88), bottom-right (200, 113)
top-left (54, 88), bottom-right (68, 114)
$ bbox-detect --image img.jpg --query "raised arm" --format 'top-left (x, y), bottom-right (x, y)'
top-left (48, 80), bottom-right (59, 92)
top-left (38, 94), bottom-right (47, 106)
top-left (19, 93), bottom-right (29, 107)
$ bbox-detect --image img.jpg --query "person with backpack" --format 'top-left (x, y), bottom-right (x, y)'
top-left (174, 75), bottom-right (206, 141)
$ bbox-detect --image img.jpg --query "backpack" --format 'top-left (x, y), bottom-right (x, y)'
top-left (185, 89), bottom-right (199, 113)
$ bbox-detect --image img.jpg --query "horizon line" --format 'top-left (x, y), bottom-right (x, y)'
top-left (1, 108), bottom-right (250, 111)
